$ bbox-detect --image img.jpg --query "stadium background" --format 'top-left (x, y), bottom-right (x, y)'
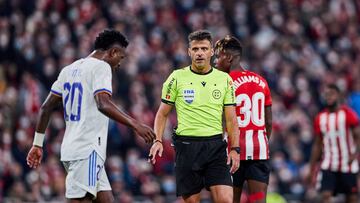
top-left (0, 0), bottom-right (360, 202)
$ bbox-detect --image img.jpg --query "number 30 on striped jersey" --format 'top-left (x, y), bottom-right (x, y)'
top-left (236, 92), bottom-right (265, 127)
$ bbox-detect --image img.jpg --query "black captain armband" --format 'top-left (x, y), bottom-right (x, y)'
top-left (161, 99), bottom-right (175, 105)
top-left (224, 103), bottom-right (236, 106)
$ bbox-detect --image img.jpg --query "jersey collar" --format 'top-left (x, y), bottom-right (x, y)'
top-left (189, 66), bottom-right (213, 75)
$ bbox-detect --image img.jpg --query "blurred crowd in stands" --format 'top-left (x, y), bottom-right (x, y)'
top-left (0, 0), bottom-right (360, 202)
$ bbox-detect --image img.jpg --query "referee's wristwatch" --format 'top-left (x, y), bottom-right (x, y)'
top-left (230, 147), bottom-right (241, 154)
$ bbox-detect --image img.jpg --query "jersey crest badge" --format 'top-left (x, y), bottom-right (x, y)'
top-left (183, 89), bottom-right (195, 104)
top-left (212, 89), bottom-right (221, 99)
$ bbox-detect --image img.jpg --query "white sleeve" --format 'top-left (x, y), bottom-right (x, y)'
top-left (50, 71), bottom-right (63, 97)
top-left (92, 62), bottom-right (112, 96)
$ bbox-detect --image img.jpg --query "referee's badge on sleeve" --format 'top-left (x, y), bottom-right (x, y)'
top-left (183, 89), bottom-right (195, 104)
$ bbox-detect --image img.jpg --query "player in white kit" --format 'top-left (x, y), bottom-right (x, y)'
top-left (26, 29), bottom-right (156, 203)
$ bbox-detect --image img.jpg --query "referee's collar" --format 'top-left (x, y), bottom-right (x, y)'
top-left (189, 66), bottom-right (213, 75)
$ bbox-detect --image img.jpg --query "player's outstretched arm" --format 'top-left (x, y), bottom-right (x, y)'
top-left (224, 105), bottom-right (240, 173)
top-left (148, 102), bottom-right (173, 164)
top-left (94, 92), bottom-right (155, 143)
top-left (265, 106), bottom-right (272, 139)
top-left (27, 93), bottom-right (62, 169)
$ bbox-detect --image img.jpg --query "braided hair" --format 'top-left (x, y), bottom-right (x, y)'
top-left (214, 35), bottom-right (243, 57)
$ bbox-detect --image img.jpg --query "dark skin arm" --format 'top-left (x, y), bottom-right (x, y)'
top-left (306, 135), bottom-right (323, 185)
top-left (35, 94), bottom-right (63, 133)
top-left (27, 92), bottom-right (155, 169)
top-left (265, 106), bottom-right (272, 139)
top-left (94, 92), bottom-right (155, 143)
top-left (348, 125), bottom-right (360, 164)
top-left (27, 93), bottom-right (62, 168)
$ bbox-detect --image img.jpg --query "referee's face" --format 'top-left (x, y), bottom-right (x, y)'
top-left (188, 40), bottom-right (214, 71)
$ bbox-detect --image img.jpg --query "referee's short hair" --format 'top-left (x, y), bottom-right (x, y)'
top-left (215, 35), bottom-right (243, 57)
top-left (188, 30), bottom-right (213, 44)
top-left (94, 29), bottom-right (129, 50)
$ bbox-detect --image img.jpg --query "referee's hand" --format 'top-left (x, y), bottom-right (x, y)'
top-left (148, 140), bottom-right (163, 164)
top-left (227, 150), bottom-right (240, 174)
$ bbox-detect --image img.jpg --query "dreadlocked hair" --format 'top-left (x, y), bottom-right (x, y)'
top-left (215, 35), bottom-right (243, 57)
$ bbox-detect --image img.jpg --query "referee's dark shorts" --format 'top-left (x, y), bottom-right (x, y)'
top-left (173, 134), bottom-right (232, 197)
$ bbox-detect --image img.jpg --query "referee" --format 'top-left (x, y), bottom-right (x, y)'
top-left (148, 30), bottom-right (240, 203)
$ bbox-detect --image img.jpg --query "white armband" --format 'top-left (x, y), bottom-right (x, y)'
top-left (33, 132), bottom-right (45, 147)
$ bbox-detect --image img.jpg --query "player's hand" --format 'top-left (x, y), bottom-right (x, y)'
top-left (26, 146), bottom-right (43, 169)
top-left (133, 123), bottom-right (156, 144)
top-left (148, 141), bottom-right (163, 164)
top-left (348, 153), bottom-right (358, 164)
top-left (227, 150), bottom-right (240, 174)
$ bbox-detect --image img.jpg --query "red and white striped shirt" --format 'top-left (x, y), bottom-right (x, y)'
top-left (230, 70), bottom-right (272, 160)
top-left (314, 105), bottom-right (360, 173)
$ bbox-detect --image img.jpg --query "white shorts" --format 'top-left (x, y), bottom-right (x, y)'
top-left (62, 150), bottom-right (112, 199)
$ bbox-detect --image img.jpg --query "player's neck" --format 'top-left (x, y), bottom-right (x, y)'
top-left (88, 50), bottom-right (98, 58)
top-left (88, 50), bottom-right (106, 61)
top-left (327, 103), bottom-right (339, 112)
top-left (231, 62), bottom-right (244, 72)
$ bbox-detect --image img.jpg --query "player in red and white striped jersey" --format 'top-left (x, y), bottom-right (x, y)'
top-left (215, 36), bottom-right (272, 203)
top-left (230, 70), bottom-right (272, 161)
top-left (308, 84), bottom-right (360, 203)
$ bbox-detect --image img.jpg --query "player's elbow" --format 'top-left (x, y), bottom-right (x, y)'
top-left (95, 93), bottom-right (112, 113)
top-left (96, 101), bottom-right (108, 113)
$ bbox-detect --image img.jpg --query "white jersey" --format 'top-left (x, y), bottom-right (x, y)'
top-left (51, 57), bottom-right (112, 161)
